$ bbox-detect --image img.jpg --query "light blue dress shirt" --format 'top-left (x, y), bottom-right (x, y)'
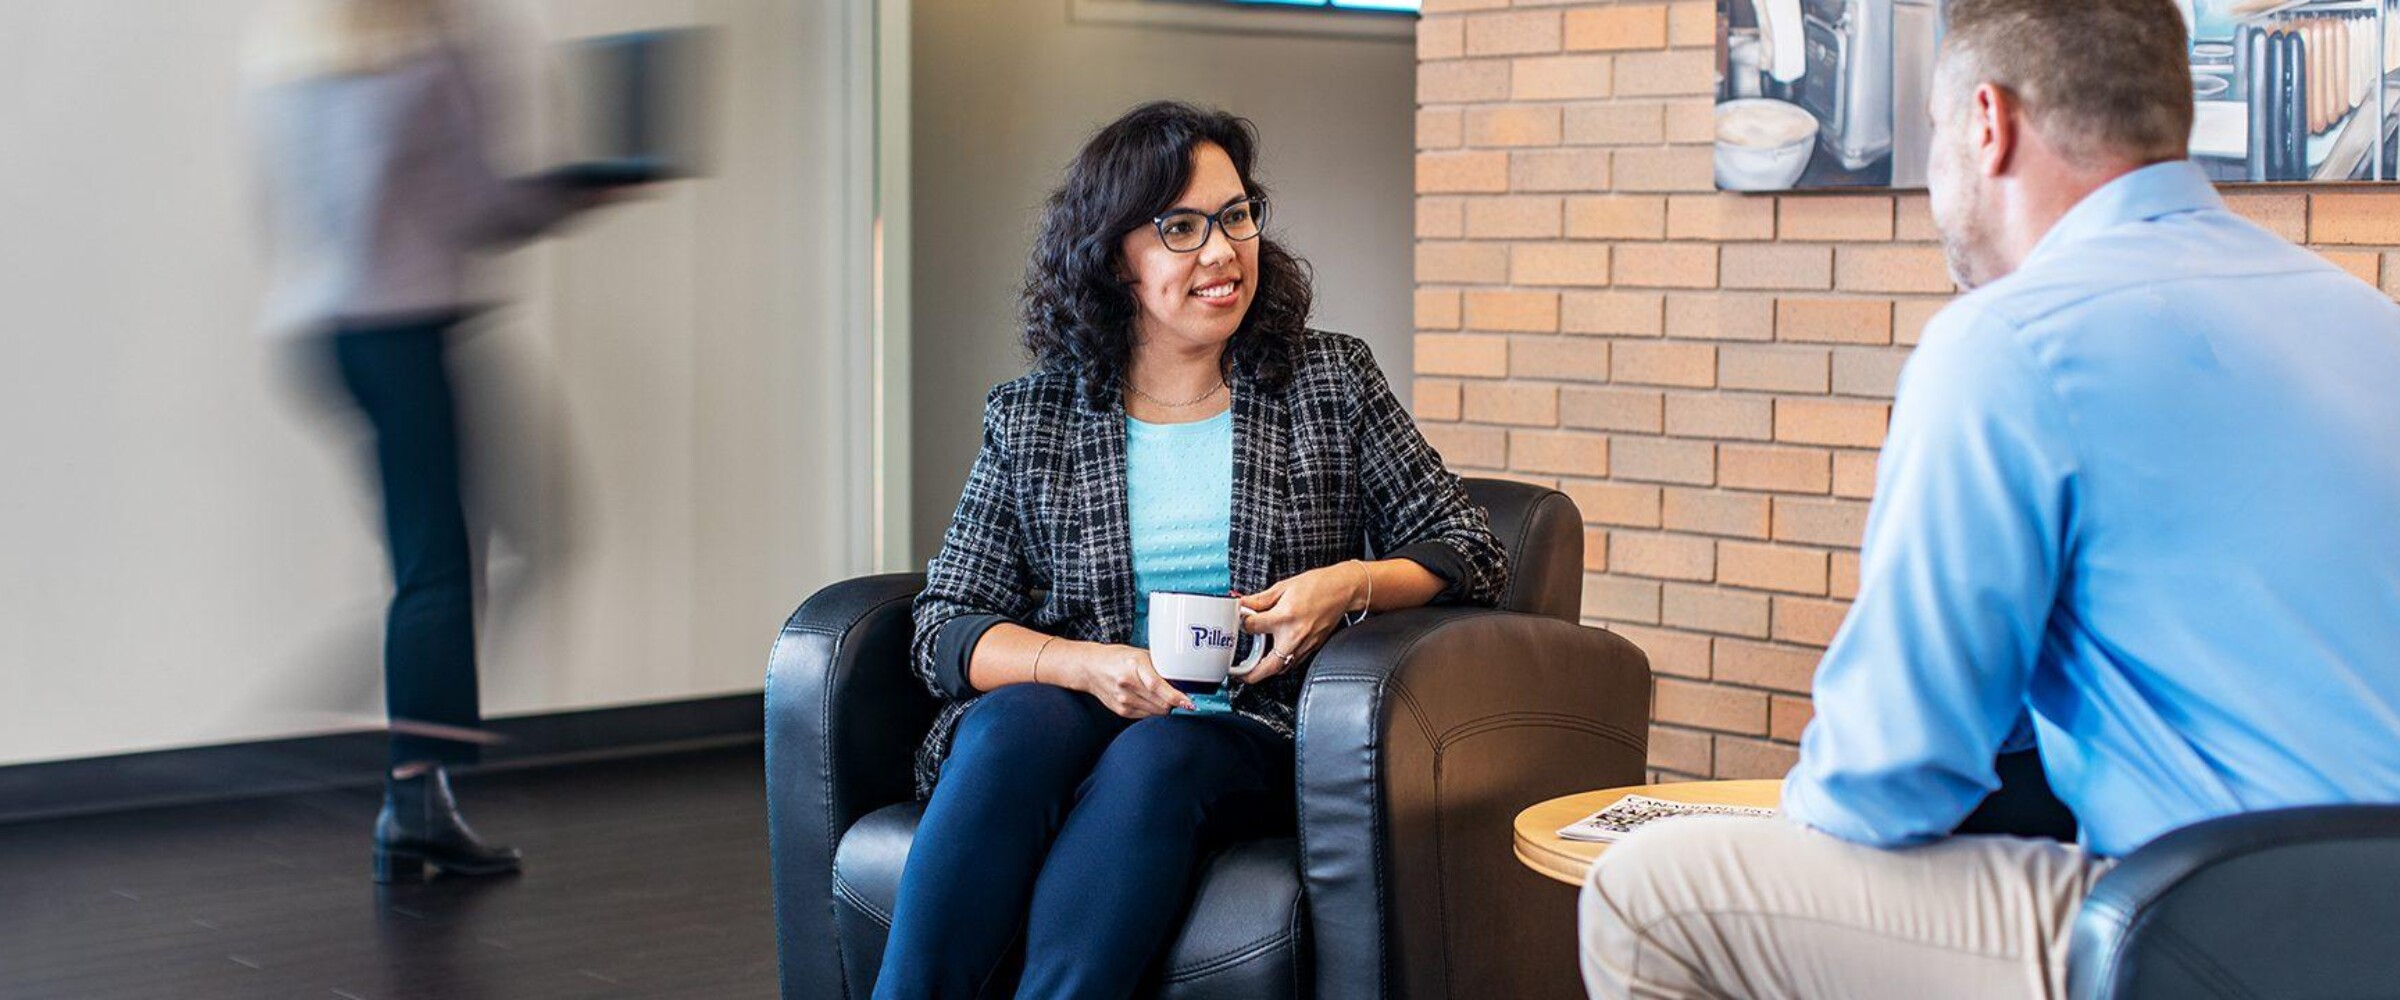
top-left (1784, 161), bottom-right (2400, 858)
top-left (1125, 409), bottom-right (1235, 649)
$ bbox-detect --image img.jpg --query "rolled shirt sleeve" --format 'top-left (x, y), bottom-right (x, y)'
top-left (1383, 539), bottom-right (1471, 597)
top-left (1782, 300), bottom-right (2081, 848)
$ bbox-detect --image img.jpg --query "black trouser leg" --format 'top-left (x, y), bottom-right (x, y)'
top-left (331, 319), bottom-right (480, 769)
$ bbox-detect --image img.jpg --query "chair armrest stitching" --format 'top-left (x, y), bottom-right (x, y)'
top-left (1287, 885), bottom-right (1306, 998)
top-left (1364, 673), bottom-right (1392, 991)
top-left (1433, 713), bottom-right (1645, 756)
top-left (1387, 682), bottom-right (1437, 748)
top-left (1431, 731), bottom-right (1458, 999)
top-left (1162, 928), bottom-right (1297, 983)
top-left (831, 873), bottom-right (895, 930)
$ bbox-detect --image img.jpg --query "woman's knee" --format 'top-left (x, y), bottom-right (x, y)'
top-left (1106, 715), bottom-right (1223, 767)
top-left (944, 684), bottom-right (1115, 780)
top-left (1080, 716), bottom-right (1263, 807)
top-left (957, 683), bottom-right (1094, 741)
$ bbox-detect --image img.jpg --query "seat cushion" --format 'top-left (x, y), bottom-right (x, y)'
top-left (832, 802), bottom-right (1308, 999)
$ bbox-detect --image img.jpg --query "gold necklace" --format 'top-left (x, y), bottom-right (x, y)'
top-left (1125, 378), bottom-right (1225, 408)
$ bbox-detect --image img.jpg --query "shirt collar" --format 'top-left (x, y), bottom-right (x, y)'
top-left (2020, 160), bottom-right (2223, 271)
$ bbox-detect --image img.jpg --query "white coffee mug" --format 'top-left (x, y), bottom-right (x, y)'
top-left (1146, 591), bottom-right (1273, 690)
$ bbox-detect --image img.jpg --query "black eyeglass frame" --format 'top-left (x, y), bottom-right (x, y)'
top-left (1149, 197), bottom-right (1270, 254)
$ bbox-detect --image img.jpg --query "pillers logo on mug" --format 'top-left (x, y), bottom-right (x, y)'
top-left (1148, 592), bottom-right (1272, 691)
top-left (1186, 626), bottom-right (1237, 651)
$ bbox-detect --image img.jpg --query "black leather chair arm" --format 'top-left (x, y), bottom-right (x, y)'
top-left (766, 572), bottom-right (937, 1000)
top-left (1465, 478), bottom-right (1584, 624)
top-left (1296, 607), bottom-right (1652, 1000)
top-left (2067, 803), bottom-right (2400, 1000)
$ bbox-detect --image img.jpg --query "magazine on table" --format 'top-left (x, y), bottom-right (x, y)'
top-left (1556, 794), bottom-right (1781, 843)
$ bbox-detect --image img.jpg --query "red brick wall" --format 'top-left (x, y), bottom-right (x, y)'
top-left (1414, 0), bottom-right (2399, 780)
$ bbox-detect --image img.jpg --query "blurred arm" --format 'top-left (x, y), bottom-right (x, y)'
top-left (429, 44), bottom-right (586, 246)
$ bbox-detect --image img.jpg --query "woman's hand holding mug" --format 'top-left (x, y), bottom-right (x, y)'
top-left (1060, 642), bottom-right (1196, 719)
top-left (1236, 560), bottom-right (1371, 683)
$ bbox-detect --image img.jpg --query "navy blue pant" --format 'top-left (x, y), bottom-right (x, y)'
top-left (330, 318), bottom-right (482, 769)
top-left (873, 684), bottom-right (1294, 1000)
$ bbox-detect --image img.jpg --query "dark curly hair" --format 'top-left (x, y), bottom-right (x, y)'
top-left (1020, 101), bottom-right (1315, 411)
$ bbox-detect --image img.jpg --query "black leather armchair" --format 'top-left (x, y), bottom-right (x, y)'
top-left (765, 479), bottom-right (1652, 999)
top-left (2067, 804), bottom-right (2400, 999)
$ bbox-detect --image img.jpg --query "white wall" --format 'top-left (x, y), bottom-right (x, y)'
top-left (906, 0), bottom-right (1419, 561)
top-left (0, 0), bottom-right (877, 766)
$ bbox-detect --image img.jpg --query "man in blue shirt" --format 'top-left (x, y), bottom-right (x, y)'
top-left (1580, 0), bottom-right (2400, 994)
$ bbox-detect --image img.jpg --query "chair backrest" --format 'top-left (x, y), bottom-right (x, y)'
top-left (1460, 477), bottom-right (1583, 623)
top-left (2067, 803), bottom-right (2400, 1000)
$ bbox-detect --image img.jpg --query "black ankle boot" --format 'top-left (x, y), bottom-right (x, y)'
top-left (373, 767), bottom-right (522, 883)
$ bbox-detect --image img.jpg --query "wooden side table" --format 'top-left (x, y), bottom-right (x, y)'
top-left (1513, 779), bottom-right (1784, 887)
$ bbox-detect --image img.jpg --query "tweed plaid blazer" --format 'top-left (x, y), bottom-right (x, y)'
top-left (905, 330), bottom-right (1509, 797)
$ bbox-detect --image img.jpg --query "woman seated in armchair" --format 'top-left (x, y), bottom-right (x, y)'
top-left (880, 101), bottom-right (1510, 999)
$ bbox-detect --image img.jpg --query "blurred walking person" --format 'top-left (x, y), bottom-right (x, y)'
top-left (243, 0), bottom-right (618, 883)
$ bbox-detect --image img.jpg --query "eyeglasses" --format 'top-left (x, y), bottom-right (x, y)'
top-left (1151, 197), bottom-right (1269, 254)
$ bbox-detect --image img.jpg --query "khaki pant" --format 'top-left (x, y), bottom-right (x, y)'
top-left (1578, 817), bottom-right (2114, 1000)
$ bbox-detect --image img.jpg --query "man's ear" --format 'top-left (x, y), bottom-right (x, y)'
top-left (1975, 82), bottom-right (2019, 177)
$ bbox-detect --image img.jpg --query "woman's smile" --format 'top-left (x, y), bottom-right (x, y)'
top-left (1191, 275), bottom-right (1243, 307)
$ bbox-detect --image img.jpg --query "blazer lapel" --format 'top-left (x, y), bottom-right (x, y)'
top-left (1228, 373), bottom-right (1287, 596)
top-left (1079, 396), bottom-right (1137, 644)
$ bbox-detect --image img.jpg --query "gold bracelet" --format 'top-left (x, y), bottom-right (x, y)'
top-left (1031, 634), bottom-right (1060, 686)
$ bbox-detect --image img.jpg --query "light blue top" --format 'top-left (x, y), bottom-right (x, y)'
top-left (1125, 409), bottom-right (1235, 649)
top-left (1783, 162), bottom-right (2400, 858)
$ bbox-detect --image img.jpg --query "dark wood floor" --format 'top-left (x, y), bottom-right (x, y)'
top-left (0, 746), bottom-right (777, 999)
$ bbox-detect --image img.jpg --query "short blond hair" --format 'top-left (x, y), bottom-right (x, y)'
top-left (243, 0), bottom-right (446, 84)
top-left (1938, 0), bottom-right (2194, 165)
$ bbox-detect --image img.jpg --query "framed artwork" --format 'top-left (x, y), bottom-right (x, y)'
top-left (1715, 0), bottom-right (2400, 191)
